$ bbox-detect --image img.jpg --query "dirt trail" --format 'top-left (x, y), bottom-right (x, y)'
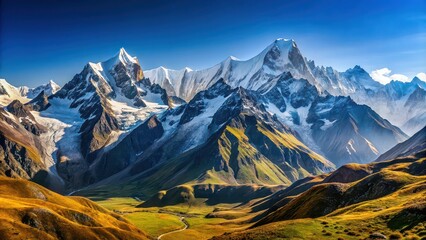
top-left (157, 216), bottom-right (188, 240)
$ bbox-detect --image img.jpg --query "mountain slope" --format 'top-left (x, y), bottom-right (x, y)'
top-left (89, 80), bottom-right (334, 199)
top-left (0, 176), bottom-right (147, 240)
top-left (145, 41), bottom-right (411, 164)
top-left (0, 107), bottom-right (45, 179)
top-left (0, 98), bottom-right (67, 191)
top-left (308, 60), bottom-right (426, 135)
top-left (213, 130), bottom-right (426, 240)
top-left (261, 73), bottom-right (406, 165)
top-left (254, 156), bottom-right (425, 226)
top-left (375, 126), bottom-right (426, 162)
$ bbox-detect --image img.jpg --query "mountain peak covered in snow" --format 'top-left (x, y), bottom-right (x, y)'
top-left (48, 79), bottom-right (57, 85)
top-left (19, 80), bottom-right (61, 99)
top-left (262, 38), bottom-right (298, 59)
top-left (273, 38), bottom-right (296, 49)
top-left (97, 48), bottom-right (139, 71)
top-left (0, 79), bottom-right (30, 106)
top-left (117, 47), bottom-right (138, 64)
top-left (145, 37), bottom-right (319, 101)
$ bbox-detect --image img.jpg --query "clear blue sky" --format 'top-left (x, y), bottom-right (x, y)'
top-left (0, 0), bottom-right (425, 87)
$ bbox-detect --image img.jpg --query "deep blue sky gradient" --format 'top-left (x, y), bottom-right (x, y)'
top-left (0, 0), bottom-right (425, 87)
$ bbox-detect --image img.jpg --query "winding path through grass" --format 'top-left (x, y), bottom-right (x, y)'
top-left (157, 216), bottom-right (188, 240)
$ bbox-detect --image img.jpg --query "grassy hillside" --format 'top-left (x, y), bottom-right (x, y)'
top-left (213, 180), bottom-right (425, 239)
top-left (212, 152), bottom-right (426, 240)
top-left (139, 183), bottom-right (283, 207)
top-left (0, 177), bottom-right (148, 240)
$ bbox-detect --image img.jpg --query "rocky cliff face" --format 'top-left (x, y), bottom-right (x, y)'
top-left (87, 115), bottom-right (164, 183)
top-left (6, 100), bottom-right (46, 135)
top-left (0, 108), bottom-right (45, 179)
top-left (25, 91), bottom-right (51, 111)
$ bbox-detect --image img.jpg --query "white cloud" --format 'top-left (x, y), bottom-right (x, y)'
top-left (389, 74), bottom-right (409, 82)
top-left (416, 72), bottom-right (426, 81)
top-left (370, 68), bottom-right (410, 84)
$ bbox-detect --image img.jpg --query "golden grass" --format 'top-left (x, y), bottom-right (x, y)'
top-left (212, 177), bottom-right (426, 239)
top-left (0, 177), bottom-right (148, 240)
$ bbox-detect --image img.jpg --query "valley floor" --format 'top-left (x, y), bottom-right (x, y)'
top-left (89, 177), bottom-right (426, 240)
top-left (92, 197), bottom-right (253, 240)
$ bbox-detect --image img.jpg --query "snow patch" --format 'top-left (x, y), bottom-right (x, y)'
top-left (31, 97), bottom-right (84, 178)
top-left (320, 119), bottom-right (336, 131)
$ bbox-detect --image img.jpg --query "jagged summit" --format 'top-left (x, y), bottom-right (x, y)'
top-left (275, 37), bottom-right (295, 42)
top-left (117, 47), bottom-right (138, 64)
top-left (411, 76), bottom-right (426, 89)
top-left (145, 38), bottom-right (315, 101)
top-left (89, 48), bottom-right (138, 72)
top-left (227, 56), bottom-right (239, 61)
top-left (271, 38), bottom-right (297, 50)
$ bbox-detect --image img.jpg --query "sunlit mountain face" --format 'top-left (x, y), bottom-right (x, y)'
top-left (1, 1), bottom-right (425, 239)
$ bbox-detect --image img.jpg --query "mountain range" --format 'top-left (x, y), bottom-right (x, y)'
top-left (1, 39), bottom-right (424, 196)
top-left (0, 38), bottom-right (425, 239)
top-left (145, 39), bottom-right (426, 135)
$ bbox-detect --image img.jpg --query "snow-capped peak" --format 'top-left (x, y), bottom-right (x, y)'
top-left (49, 79), bottom-right (58, 86)
top-left (271, 38), bottom-right (296, 51)
top-left (274, 38), bottom-right (295, 45)
top-left (86, 47), bottom-right (143, 91)
top-left (0, 79), bottom-right (17, 96)
top-left (227, 56), bottom-right (239, 61)
top-left (103, 48), bottom-right (138, 69)
top-left (117, 47), bottom-right (138, 65)
top-left (183, 67), bottom-right (193, 72)
top-left (275, 38), bottom-right (294, 42)
top-left (145, 38), bottom-right (318, 101)
top-left (47, 80), bottom-right (61, 92)
top-left (258, 38), bottom-right (297, 58)
top-left (0, 79), bottom-right (29, 105)
top-left (18, 79), bottom-right (61, 99)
